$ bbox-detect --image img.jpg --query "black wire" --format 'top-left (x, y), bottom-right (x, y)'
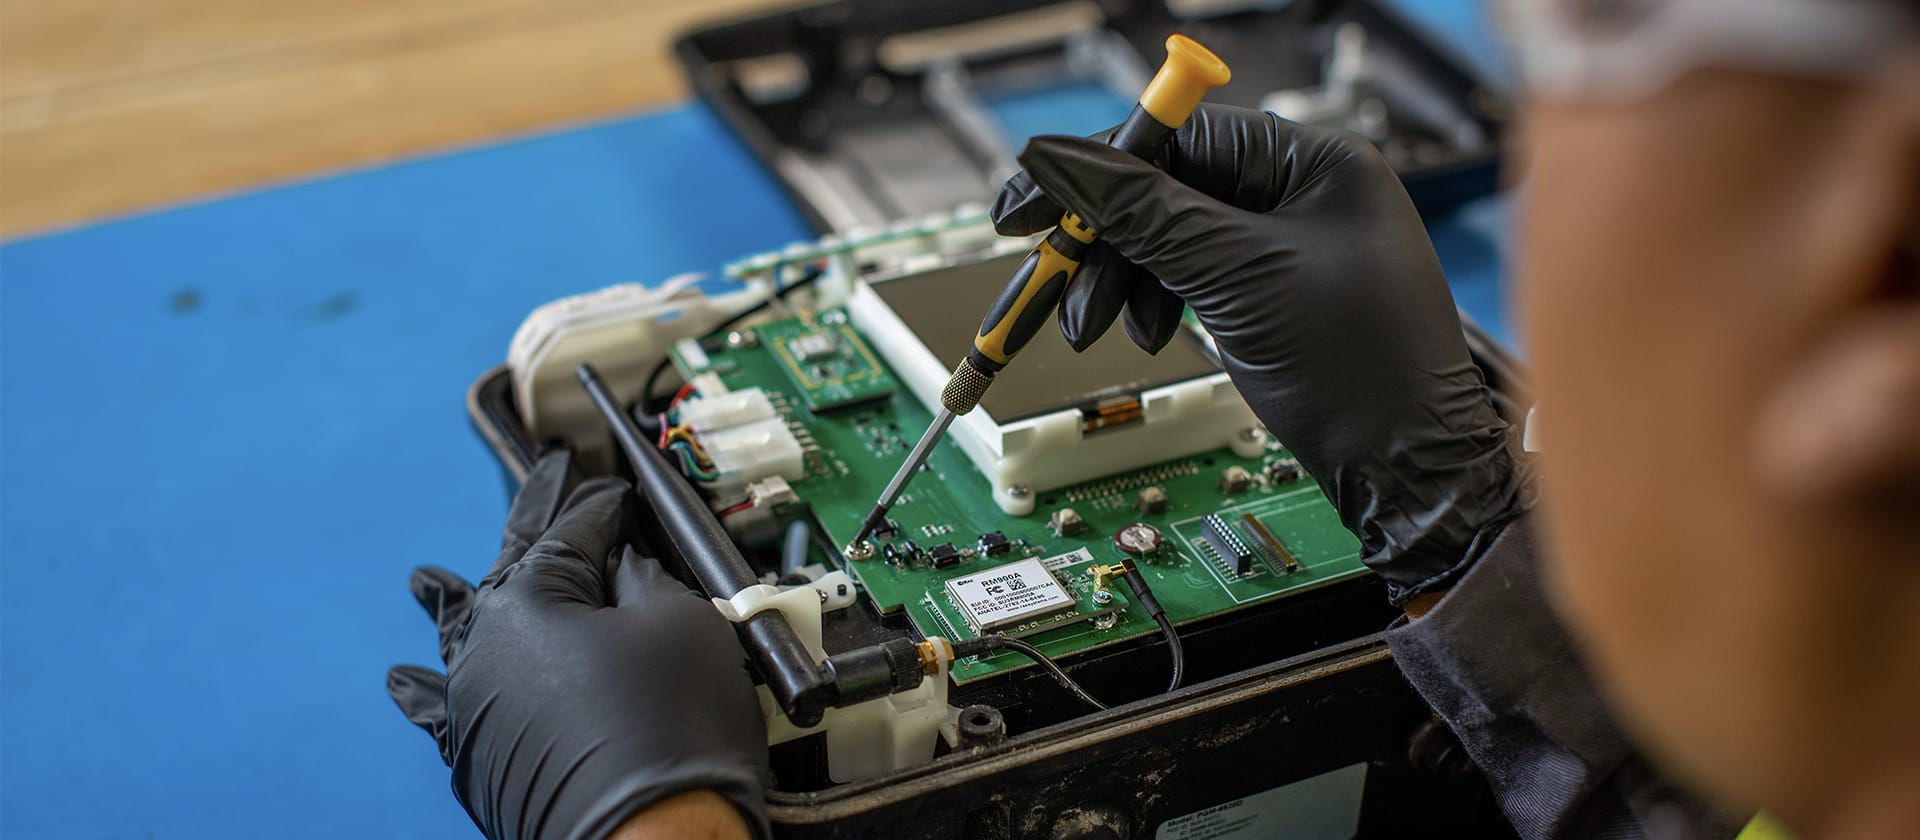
top-left (948, 561), bottom-right (1189, 712)
top-left (1114, 561), bottom-right (1184, 693)
top-left (639, 357), bottom-right (680, 417)
top-left (1153, 611), bottom-right (1185, 692)
top-left (953, 635), bottom-right (1108, 712)
top-left (640, 262), bottom-right (827, 414)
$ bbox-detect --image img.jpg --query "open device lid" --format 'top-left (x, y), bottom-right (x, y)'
top-left (674, 0), bottom-right (1510, 233)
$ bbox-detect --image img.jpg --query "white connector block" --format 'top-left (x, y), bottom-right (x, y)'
top-left (702, 418), bottom-right (806, 487)
top-left (506, 274), bottom-right (769, 473)
top-left (677, 388), bottom-right (778, 433)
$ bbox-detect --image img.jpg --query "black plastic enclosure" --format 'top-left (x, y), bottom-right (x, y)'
top-left (464, 303), bottom-right (1524, 836)
top-left (673, 0), bottom-right (1509, 233)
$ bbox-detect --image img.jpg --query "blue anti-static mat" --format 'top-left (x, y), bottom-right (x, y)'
top-left (0, 4), bottom-right (1506, 837)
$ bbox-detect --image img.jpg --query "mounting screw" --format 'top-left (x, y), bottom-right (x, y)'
top-left (1230, 426), bottom-right (1270, 458)
top-left (1007, 485), bottom-right (1031, 499)
top-left (726, 330), bottom-right (758, 348)
top-left (1092, 589), bottom-right (1113, 606)
top-left (843, 540), bottom-right (876, 562)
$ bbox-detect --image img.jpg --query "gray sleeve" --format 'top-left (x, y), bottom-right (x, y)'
top-left (1385, 518), bottom-right (1744, 840)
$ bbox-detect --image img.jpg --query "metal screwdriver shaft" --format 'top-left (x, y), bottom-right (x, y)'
top-left (853, 407), bottom-right (953, 542)
top-left (847, 35), bottom-right (1231, 552)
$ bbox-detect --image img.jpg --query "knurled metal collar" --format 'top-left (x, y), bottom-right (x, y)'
top-left (940, 359), bottom-right (994, 414)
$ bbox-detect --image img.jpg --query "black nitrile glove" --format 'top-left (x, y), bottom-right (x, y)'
top-left (386, 451), bottom-right (769, 840)
top-left (992, 104), bottom-right (1524, 603)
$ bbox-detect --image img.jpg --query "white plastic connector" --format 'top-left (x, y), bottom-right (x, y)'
top-left (689, 372), bottom-right (730, 400)
top-left (673, 337), bottom-right (712, 373)
top-left (677, 388), bottom-right (777, 432)
top-left (718, 474), bottom-right (801, 544)
top-left (702, 418), bottom-right (806, 487)
top-left (506, 274), bottom-right (767, 473)
top-left (746, 475), bottom-right (798, 508)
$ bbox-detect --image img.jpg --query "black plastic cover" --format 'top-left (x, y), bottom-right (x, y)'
top-left (674, 0), bottom-right (1508, 232)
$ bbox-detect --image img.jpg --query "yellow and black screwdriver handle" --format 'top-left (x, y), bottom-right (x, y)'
top-left (939, 34), bottom-right (1231, 415)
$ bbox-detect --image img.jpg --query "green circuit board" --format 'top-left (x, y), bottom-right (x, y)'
top-left (753, 319), bottom-right (894, 412)
top-left (673, 309), bottom-right (1367, 683)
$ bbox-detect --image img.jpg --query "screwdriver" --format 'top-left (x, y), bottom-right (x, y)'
top-left (849, 35), bottom-right (1231, 552)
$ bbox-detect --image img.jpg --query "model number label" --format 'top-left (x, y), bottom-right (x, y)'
top-left (1156, 763), bottom-right (1366, 840)
top-left (1041, 547), bottom-right (1095, 573)
top-left (944, 557), bottom-right (1073, 632)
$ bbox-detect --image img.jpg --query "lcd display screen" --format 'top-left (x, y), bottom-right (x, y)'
top-left (870, 255), bottom-right (1220, 422)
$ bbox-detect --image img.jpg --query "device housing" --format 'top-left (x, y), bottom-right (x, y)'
top-left (459, 1), bottom-right (1527, 834)
top-left (674, 0), bottom-right (1508, 232)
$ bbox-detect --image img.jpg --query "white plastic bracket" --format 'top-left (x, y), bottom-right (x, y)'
top-left (713, 582), bottom-right (955, 783)
top-left (713, 584), bottom-right (828, 662)
top-left (755, 639), bottom-right (953, 783)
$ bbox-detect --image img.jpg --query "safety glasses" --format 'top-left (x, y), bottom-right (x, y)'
top-left (1496, 0), bottom-right (1915, 101)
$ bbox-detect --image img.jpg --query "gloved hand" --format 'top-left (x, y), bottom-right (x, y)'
top-left (386, 451), bottom-right (769, 840)
top-left (993, 104), bottom-right (1524, 603)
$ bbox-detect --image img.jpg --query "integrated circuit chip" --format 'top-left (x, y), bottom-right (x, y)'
top-left (928, 542), bottom-right (964, 568)
top-left (757, 320), bottom-right (895, 412)
top-left (945, 558), bottom-right (1075, 633)
top-left (790, 331), bottom-right (839, 361)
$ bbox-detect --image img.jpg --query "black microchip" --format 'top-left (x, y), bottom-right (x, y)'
top-left (928, 542), bottom-right (963, 568)
top-left (1265, 458), bottom-right (1302, 484)
top-left (977, 531), bottom-right (1010, 557)
top-left (874, 517), bottom-right (900, 540)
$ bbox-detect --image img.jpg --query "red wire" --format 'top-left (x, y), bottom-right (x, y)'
top-left (717, 498), bottom-right (755, 518)
top-left (656, 414), bottom-right (671, 448)
top-left (669, 382), bottom-right (697, 409)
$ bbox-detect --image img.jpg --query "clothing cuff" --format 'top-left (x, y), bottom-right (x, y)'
top-left (1386, 517), bottom-right (1636, 838)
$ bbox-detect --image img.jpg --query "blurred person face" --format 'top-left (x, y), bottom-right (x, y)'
top-left (1518, 52), bottom-right (1918, 839)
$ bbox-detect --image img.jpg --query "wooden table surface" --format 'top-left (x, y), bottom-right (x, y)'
top-left (0, 0), bottom-right (787, 239)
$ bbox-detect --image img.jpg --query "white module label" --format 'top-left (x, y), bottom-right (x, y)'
top-left (1041, 547), bottom-right (1095, 573)
top-left (945, 557), bottom-right (1074, 632)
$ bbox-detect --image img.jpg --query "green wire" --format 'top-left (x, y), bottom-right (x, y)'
top-left (668, 441), bottom-right (720, 480)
